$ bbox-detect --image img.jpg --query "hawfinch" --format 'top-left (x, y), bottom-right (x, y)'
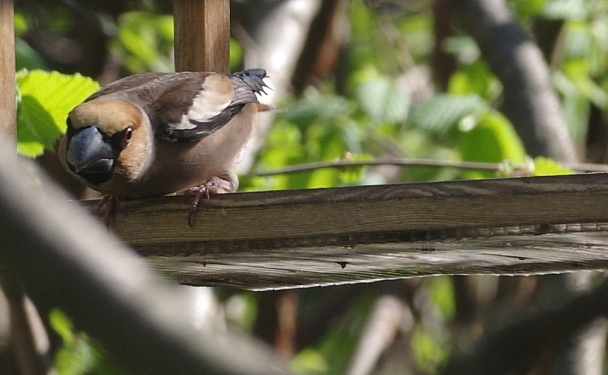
top-left (58, 69), bottom-right (269, 217)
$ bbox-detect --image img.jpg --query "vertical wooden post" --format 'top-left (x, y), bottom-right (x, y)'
top-left (174, 0), bottom-right (230, 73)
top-left (0, 0), bottom-right (16, 144)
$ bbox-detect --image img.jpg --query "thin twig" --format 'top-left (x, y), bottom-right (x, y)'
top-left (251, 157), bottom-right (608, 177)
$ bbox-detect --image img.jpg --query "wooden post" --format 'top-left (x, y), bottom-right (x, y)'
top-left (0, 0), bottom-right (16, 144)
top-left (174, 0), bottom-right (230, 73)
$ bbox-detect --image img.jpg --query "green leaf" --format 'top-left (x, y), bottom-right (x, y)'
top-left (532, 157), bottom-right (573, 176)
top-left (542, 0), bottom-right (589, 19)
top-left (16, 70), bottom-right (99, 158)
top-left (412, 329), bottom-right (448, 373)
top-left (282, 94), bottom-right (353, 128)
top-left (511, 0), bottom-right (548, 17)
top-left (338, 153), bottom-right (374, 184)
top-left (408, 94), bottom-right (487, 134)
top-left (54, 335), bottom-right (99, 375)
top-left (448, 60), bottom-right (500, 99)
top-left (16, 39), bottom-right (47, 70)
top-left (355, 74), bottom-right (410, 124)
top-left (49, 309), bottom-right (74, 343)
top-left (290, 348), bottom-right (328, 375)
top-left (459, 111), bottom-right (526, 163)
top-left (427, 276), bottom-right (455, 320)
top-left (115, 12), bottom-right (174, 73)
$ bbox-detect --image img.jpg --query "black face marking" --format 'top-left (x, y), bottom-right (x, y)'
top-left (66, 125), bottom-right (133, 186)
top-left (108, 126), bottom-right (133, 150)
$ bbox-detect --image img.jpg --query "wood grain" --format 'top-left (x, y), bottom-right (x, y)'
top-left (0, 0), bottom-right (15, 143)
top-left (174, 0), bottom-right (230, 73)
top-left (77, 174), bottom-right (608, 289)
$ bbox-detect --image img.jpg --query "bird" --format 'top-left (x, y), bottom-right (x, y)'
top-left (58, 69), bottom-right (269, 224)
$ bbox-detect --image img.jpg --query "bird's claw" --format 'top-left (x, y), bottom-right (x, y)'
top-left (97, 195), bottom-right (118, 227)
top-left (185, 177), bottom-right (233, 227)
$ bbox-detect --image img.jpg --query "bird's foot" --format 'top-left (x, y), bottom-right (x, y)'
top-left (184, 177), bottom-right (235, 227)
top-left (97, 194), bottom-right (119, 226)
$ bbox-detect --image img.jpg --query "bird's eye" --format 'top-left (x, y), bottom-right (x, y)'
top-left (123, 126), bottom-right (133, 144)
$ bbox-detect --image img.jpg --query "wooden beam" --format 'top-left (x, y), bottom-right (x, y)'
top-left (79, 174), bottom-right (608, 290)
top-left (174, 0), bottom-right (230, 73)
top-left (0, 0), bottom-right (15, 144)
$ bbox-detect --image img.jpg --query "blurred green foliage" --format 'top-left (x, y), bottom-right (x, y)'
top-left (11, 0), bottom-right (608, 373)
top-left (50, 309), bottom-right (126, 375)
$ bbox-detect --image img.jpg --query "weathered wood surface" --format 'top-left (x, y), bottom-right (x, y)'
top-left (81, 174), bottom-right (608, 290)
top-left (174, 0), bottom-right (230, 73)
top-left (0, 0), bottom-right (15, 143)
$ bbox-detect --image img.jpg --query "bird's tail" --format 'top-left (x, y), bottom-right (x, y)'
top-left (232, 69), bottom-right (270, 96)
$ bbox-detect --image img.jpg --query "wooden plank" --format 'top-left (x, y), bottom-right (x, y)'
top-left (147, 231), bottom-right (608, 290)
top-left (173, 0), bottom-right (230, 73)
top-left (79, 174), bottom-right (608, 289)
top-left (0, 0), bottom-right (16, 143)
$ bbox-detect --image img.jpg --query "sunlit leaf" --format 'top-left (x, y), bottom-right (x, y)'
top-left (115, 12), bottom-right (174, 73)
top-left (54, 335), bottom-right (98, 375)
top-left (50, 309), bottom-right (127, 375)
top-left (412, 329), bottom-right (448, 373)
top-left (282, 94), bottom-right (353, 128)
top-left (448, 60), bottom-right (500, 99)
top-left (428, 276), bottom-right (455, 320)
top-left (16, 70), bottom-right (100, 158)
top-left (356, 74), bottom-right (410, 124)
top-left (533, 157), bottom-right (573, 176)
top-left (459, 111), bottom-right (526, 163)
top-left (291, 348), bottom-right (328, 375)
top-left (50, 309), bottom-right (74, 343)
top-left (408, 94), bottom-right (487, 134)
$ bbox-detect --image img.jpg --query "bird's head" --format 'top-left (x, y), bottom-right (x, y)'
top-left (62, 99), bottom-right (151, 188)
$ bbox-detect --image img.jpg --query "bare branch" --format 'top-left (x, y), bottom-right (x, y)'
top-left (251, 156), bottom-right (608, 176)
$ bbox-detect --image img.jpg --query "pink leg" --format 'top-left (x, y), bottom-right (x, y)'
top-left (97, 194), bottom-right (119, 226)
top-left (184, 177), bottom-right (236, 227)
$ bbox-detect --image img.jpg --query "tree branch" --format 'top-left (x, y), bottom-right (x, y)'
top-left (251, 156), bottom-right (608, 176)
top-left (449, 0), bottom-right (577, 162)
top-left (0, 145), bottom-right (288, 375)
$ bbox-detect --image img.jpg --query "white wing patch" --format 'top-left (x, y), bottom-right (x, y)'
top-left (169, 75), bottom-right (234, 130)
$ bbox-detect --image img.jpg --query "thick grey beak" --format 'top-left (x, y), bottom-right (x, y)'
top-left (67, 126), bottom-right (115, 175)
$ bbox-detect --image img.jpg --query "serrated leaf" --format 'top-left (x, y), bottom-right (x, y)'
top-left (408, 94), bottom-right (487, 134)
top-left (16, 70), bottom-right (99, 158)
top-left (282, 95), bottom-right (352, 128)
top-left (356, 75), bottom-right (410, 124)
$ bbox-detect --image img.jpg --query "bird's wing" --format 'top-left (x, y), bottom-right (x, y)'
top-left (153, 69), bottom-right (269, 142)
top-left (86, 73), bottom-right (167, 101)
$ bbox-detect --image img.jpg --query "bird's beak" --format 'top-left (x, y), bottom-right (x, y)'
top-left (67, 126), bottom-right (115, 174)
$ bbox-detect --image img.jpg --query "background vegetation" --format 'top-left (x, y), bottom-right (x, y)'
top-left (6, 0), bottom-right (608, 374)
